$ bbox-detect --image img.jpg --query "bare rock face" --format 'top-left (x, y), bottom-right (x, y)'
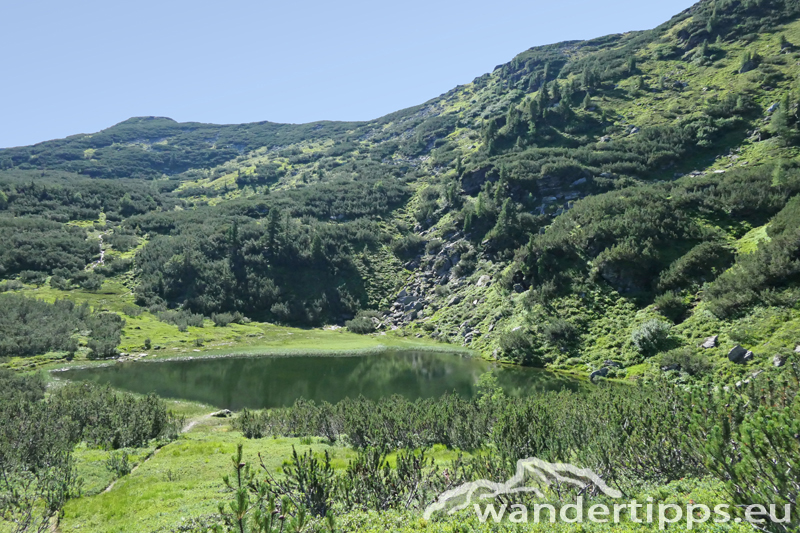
top-left (774, 354), bottom-right (787, 367)
top-left (701, 335), bottom-right (718, 349)
top-left (728, 345), bottom-right (749, 363)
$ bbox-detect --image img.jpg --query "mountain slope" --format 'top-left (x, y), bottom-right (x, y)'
top-left (2, 0), bottom-right (800, 384)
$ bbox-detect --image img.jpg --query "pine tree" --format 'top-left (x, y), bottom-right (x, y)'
top-left (627, 56), bottom-right (637, 74)
top-left (700, 39), bottom-right (710, 58)
top-left (583, 93), bottom-right (592, 110)
top-left (551, 81), bottom-right (561, 104)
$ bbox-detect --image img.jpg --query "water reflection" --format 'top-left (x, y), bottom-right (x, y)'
top-left (57, 351), bottom-right (580, 410)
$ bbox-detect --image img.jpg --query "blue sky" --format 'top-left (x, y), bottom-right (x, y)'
top-left (1, 0), bottom-right (696, 148)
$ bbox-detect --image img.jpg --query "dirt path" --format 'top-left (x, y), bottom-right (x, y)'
top-left (102, 446), bottom-right (161, 494)
top-left (99, 412), bottom-right (214, 495)
top-left (182, 412), bottom-right (214, 433)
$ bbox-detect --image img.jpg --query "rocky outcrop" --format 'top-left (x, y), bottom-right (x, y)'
top-left (728, 345), bottom-right (753, 364)
top-left (701, 336), bottom-right (718, 349)
top-left (590, 367), bottom-right (609, 381)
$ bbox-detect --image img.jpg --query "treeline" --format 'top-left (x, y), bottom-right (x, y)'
top-left (0, 294), bottom-right (124, 359)
top-left (0, 217), bottom-right (96, 277)
top-left (231, 366), bottom-right (800, 528)
top-left (0, 172), bottom-right (176, 222)
top-left (0, 370), bottom-right (182, 532)
top-left (129, 176), bottom-right (407, 324)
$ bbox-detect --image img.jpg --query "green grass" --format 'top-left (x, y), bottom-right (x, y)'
top-left (59, 406), bottom-right (474, 533)
top-left (6, 279), bottom-right (465, 373)
top-left (736, 224), bottom-right (771, 254)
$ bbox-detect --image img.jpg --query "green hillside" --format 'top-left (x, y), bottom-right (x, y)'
top-left (4, 1), bottom-right (800, 532)
top-left (3, 0), bottom-right (799, 385)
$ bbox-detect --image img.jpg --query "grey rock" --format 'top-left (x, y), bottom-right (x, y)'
top-left (773, 354), bottom-right (786, 367)
top-left (701, 335), bottom-right (718, 349)
top-left (795, 345), bottom-right (800, 353)
top-left (630, 126), bottom-right (640, 134)
top-left (447, 295), bottom-right (462, 306)
top-left (571, 177), bottom-right (588, 187)
top-left (743, 351), bottom-right (754, 362)
top-left (513, 283), bottom-right (524, 293)
top-left (476, 275), bottom-right (492, 287)
top-left (604, 360), bottom-right (622, 368)
top-left (728, 345), bottom-right (749, 363)
top-left (661, 364), bottom-right (681, 372)
top-left (212, 409), bottom-right (233, 418)
top-left (767, 103), bottom-right (779, 114)
top-left (590, 367), bottom-right (609, 381)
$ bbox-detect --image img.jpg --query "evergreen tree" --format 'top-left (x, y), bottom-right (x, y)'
top-left (583, 93), bottom-right (592, 110)
top-left (627, 56), bottom-right (637, 73)
top-left (267, 208), bottom-right (281, 251)
top-left (551, 81), bottom-right (561, 104)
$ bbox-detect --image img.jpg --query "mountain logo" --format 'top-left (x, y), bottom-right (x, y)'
top-left (423, 457), bottom-right (622, 520)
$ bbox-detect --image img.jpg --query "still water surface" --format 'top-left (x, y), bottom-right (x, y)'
top-left (57, 351), bottom-right (580, 410)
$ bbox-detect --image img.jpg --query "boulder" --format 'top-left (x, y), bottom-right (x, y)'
top-left (743, 351), bottom-right (754, 363)
top-left (701, 335), bottom-right (718, 349)
top-left (767, 103), bottom-right (779, 114)
top-left (571, 178), bottom-right (588, 187)
top-left (211, 409), bottom-right (233, 418)
top-left (476, 275), bottom-right (492, 287)
top-left (661, 364), bottom-right (681, 372)
top-left (513, 283), bottom-right (524, 293)
top-left (604, 360), bottom-right (622, 368)
top-left (728, 345), bottom-right (749, 363)
top-left (795, 345), bottom-right (800, 353)
top-left (447, 295), bottom-right (462, 306)
top-left (590, 367), bottom-right (609, 381)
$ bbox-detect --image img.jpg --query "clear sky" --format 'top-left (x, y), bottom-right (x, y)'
top-left (1, 0), bottom-right (697, 148)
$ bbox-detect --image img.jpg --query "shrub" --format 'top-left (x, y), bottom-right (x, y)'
top-left (106, 450), bottom-right (132, 478)
top-left (391, 235), bottom-right (425, 259)
top-left (425, 238), bottom-right (443, 255)
top-left (157, 309), bottom-right (205, 329)
top-left (0, 280), bottom-right (24, 292)
top-left (122, 304), bottom-right (144, 317)
top-left (499, 329), bottom-right (542, 366)
top-left (345, 316), bottom-right (376, 335)
top-left (49, 275), bottom-right (71, 290)
top-left (631, 319), bottom-right (671, 355)
top-left (659, 348), bottom-right (712, 375)
top-left (211, 312), bottom-right (234, 327)
top-left (87, 312), bottom-right (125, 359)
top-left (541, 319), bottom-right (578, 344)
top-left (654, 291), bottom-right (688, 323)
top-left (19, 270), bottom-right (46, 286)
